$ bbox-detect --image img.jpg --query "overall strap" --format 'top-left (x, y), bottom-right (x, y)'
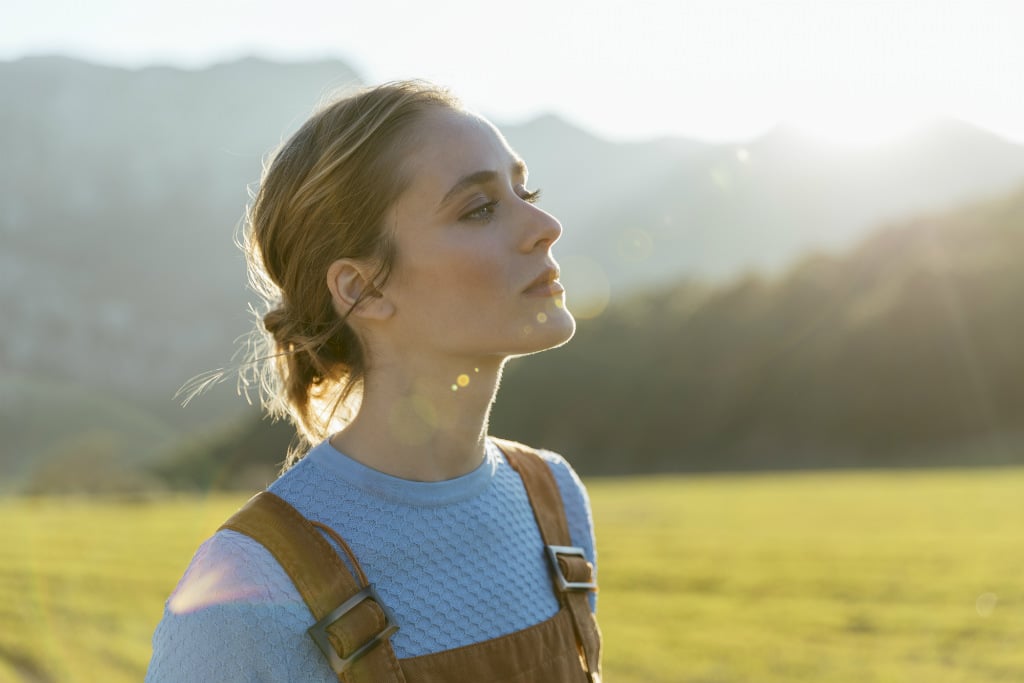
top-left (493, 438), bottom-right (603, 682)
top-left (220, 491), bottom-right (405, 683)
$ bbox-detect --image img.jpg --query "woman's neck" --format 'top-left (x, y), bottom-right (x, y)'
top-left (329, 357), bottom-right (505, 481)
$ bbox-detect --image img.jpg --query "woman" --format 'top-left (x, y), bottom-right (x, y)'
top-left (146, 80), bottom-right (601, 682)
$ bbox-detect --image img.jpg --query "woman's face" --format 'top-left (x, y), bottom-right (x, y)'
top-left (378, 106), bottom-right (575, 362)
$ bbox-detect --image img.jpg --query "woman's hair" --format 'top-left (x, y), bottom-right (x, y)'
top-left (241, 80), bottom-right (461, 466)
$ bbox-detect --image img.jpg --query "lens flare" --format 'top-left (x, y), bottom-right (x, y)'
top-left (168, 554), bottom-right (265, 615)
top-left (976, 592), bottom-right (998, 617)
top-left (559, 254), bottom-right (610, 320)
top-left (617, 228), bottom-right (653, 262)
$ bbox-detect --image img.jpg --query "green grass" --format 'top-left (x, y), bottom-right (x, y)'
top-left (2, 467), bottom-right (1023, 682)
top-left (0, 495), bottom-right (242, 683)
top-left (591, 468), bottom-right (1024, 683)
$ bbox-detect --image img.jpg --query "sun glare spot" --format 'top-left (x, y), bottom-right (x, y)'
top-left (559, 254), bottom-right (610, 320)
top-left (385, 395), bottom-right (436, 444)
top-left (976, 592), bottom-right (998, 617)
top-left (735, 148), bottom-right (750, 163)
top-left (536, 312), bottom-right (548, 323)
top-left (710, 165), bottom-right (731, 190)
top-left (457, 373), bottom-right (470, 387)
top-left (617, 228), bottom-right (653, 262)
top-left (388, 395), bottom-right (437, 444)
top-left (168, 561), bottom-right (262, 615)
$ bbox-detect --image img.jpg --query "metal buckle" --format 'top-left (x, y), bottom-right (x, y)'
top-left (307, 585), bottom-right (399, 675)
top-left (546, 545), bottom-right (597, 592)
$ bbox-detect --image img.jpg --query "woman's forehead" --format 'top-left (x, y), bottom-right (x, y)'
top-left (402, 108), bottom-right (523, 193)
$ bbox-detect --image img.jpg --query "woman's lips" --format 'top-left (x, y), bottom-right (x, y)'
top-left (523, 279), bottom-right (565, 297)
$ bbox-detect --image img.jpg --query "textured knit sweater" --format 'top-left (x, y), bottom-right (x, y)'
top-left (145, 437), bottom-right (596, 682)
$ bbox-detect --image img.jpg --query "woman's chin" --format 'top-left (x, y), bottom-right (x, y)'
top-left (511, 305), bottom-right (576, 355)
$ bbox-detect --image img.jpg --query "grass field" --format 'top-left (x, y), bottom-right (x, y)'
top-left (2, 466), bottom-right (1023, 682)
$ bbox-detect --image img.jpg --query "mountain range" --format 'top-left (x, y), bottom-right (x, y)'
top-left (3, 55), bottom-right (1024, 487)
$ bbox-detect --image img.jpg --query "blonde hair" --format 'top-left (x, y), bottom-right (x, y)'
top-left (241, 80), bottom-right (460, 467)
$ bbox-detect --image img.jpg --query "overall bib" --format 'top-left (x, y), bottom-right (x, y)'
top-left (220, 438), bottom-right (603, 682)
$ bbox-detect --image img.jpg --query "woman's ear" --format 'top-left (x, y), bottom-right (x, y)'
top-left (326, 259), bottom-right (395, 321)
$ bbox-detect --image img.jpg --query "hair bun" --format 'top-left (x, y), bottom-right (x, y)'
top-left (262, 306), bottom-right (291, 346)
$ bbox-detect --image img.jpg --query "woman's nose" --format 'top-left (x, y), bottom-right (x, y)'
top-left (520, 204), bottom-right (563, 252)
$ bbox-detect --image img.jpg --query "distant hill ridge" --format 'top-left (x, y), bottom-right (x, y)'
top-left (3, 56), bottom-right (1024, 487)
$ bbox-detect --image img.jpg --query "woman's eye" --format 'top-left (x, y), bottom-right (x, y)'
top-left (461, 200), bottom-right (499, 222)
top-left (459, 188), bottom-right (542, 222)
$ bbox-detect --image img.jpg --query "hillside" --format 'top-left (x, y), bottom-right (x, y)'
top-left (3, 55), bottom-right (1024, 487)
top-left (492, 183), bottom-right (1024, 473)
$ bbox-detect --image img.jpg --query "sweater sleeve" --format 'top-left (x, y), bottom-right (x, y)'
top-left (540, 450), bottom-right (599, 612)
top-left (145, 530), bottom-right (333, 683)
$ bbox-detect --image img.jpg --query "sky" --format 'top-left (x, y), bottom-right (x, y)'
top-left (4, 0), bottom-right (1024, 145)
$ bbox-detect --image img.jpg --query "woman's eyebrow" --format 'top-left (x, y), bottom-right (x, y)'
top-left (437, 159), bottom-right (528, 209)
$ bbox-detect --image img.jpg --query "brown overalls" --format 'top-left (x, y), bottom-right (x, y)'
top-left (220, 438), bottom-right (603, 682)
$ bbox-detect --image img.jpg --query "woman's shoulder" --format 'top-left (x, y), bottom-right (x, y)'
top-left (164, 528), bottom-right (291, 613)
top-left (497, 440), bottom-right (589, 503)
top-left (508, 442), bottom-right (598, 610)
top-left (146, 528), bottom-right (328, 681)
top-left (536, 448), bottom-right (593, 535)
top-left (534, 446), bottom-right (588, 501)
top-left (533, 445), bottom-right (581, 478)
top-left (491, 439), bottom-right (595, 554)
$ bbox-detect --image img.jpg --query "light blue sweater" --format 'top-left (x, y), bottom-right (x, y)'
top-left (146, 438), bottom-right (596, 682)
